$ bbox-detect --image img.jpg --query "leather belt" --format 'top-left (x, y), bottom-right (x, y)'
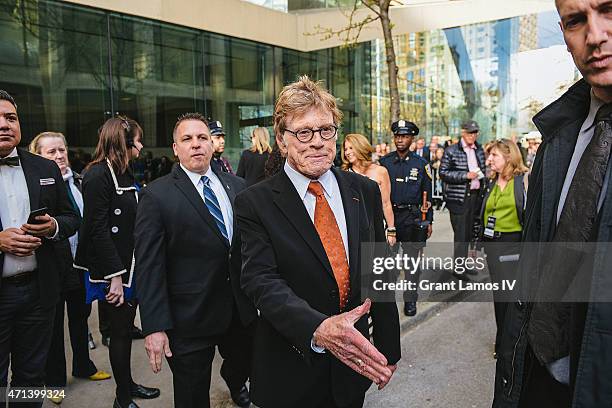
top-left (2, 270), bottom-right (37, 285)
top-left (393, 204), bottom-right (418, 210)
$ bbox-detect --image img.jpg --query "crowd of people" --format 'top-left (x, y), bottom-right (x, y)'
top-left (1, 1), bottom-right (611, 407)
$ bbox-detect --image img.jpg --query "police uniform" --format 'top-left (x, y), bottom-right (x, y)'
top-left (209, 120), bottom-right (234, 174)
top-left (379, 120), bottom-right (433, 315)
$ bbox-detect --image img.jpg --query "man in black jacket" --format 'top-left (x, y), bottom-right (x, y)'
top-left (0, 90), bottom-right (80, 407)
top-left (439, 121), bottom-right (486, 267)
top-left (135, 113), bottom-right (255, 408)
top-left (494, 1), bottom-right (612, 407)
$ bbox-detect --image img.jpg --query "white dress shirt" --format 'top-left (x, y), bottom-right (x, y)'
top-left (283, 161), bottom-right (349, 259)
top-left (284, 161), bottom-right (350, 353)
top-left (180, 163), bottom-right (234, 242)
top-left (0, 147), bottom-right (37, 277)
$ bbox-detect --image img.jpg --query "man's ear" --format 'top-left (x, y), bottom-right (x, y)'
top-left (276, 134), bottom-right (287, 153)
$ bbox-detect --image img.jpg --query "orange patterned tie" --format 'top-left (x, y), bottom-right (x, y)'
top-left (307, 181), bottom-right (350, 308)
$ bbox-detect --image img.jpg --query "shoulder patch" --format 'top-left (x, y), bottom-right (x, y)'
top-left (425, 164), bottom-right (432, 180)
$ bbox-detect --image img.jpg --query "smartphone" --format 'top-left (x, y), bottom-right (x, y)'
top-left (27, 207), bottom-right (49, 224)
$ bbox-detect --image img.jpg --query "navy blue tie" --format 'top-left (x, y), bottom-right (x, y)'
top-left (201, 176), bottom-right (229, 242)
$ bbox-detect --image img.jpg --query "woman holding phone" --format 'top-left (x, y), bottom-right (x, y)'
top-left (74, 117), bottom-right (159, 408)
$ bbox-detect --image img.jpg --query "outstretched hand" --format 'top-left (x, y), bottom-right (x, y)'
top-left (312, 299), bottom-right (396, 388)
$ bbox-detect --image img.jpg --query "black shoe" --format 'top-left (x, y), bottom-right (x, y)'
top-left (230, 385), bottom-right (251, 407)
top-left (101, 335), bottom-right (111, 347)
top-left (403, 302), bottom-right (417, 317)
top-left (113, 399), bottom-right (140, 408)
top-left (452, 271), bottom-right (470, 281)
top-left (131, 325), bottom-right (145, 340)
top-left (131, 383), bottom-right (160, 399)
top-left (88, 332), bottom-right (96, 350)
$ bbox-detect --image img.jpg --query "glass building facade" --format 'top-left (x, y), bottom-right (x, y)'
top-left (0, 0), bottom-right (371, 166)
top-left (0, 0), bottom-right (562, 169)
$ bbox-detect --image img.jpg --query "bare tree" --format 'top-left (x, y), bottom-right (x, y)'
top-left (310, 1), bottom-right (401, 126)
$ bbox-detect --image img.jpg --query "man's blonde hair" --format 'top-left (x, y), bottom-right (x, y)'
top-left (273, 75), bottom-right (343, 139)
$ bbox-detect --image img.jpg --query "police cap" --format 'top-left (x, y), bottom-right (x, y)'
top-left (391, 119), bottom-right (419, 136)
top-left (209, 120), bottom-right (225, 136)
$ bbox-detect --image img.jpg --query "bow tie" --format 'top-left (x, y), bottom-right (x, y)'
top-left (0, 156), bottom-right (20, 167)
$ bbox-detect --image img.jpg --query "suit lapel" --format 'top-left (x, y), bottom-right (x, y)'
top-left (332, 168), bottom-right (360, 284)
top-left (172, 165), bottom-right (229, 247)
top-left (18, 149), bottom-right (40, 212)
top-left (272, 171), bottom-right (334, 279)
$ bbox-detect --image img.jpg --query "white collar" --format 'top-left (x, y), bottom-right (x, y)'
top-left (283, 161), bottom-right (335, 200)
top-left (63, 167), bottom-right (73, 182)
top-left (180, 163), bottom-right (217, 186)
top-left (582, 90), bottom-right (606, 132)
top-left (2, 147), bottom-right (18, 159)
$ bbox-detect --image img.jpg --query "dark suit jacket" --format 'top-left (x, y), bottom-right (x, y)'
top-left (236, 149), bottom-right (269, 187)
top-left (135, 164), bottom-right (256, 340)
top-left (235, 167), bottom-right (401, 408)
top-left (0, 148), bottom-right (80, 308)
top-left (416, 146), bottom-right (430, 162)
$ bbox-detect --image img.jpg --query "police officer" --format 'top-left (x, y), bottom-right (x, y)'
top-left (209, 120), bottom-right (234, 174)
top-left (379, 119), bottom-right (433, 317)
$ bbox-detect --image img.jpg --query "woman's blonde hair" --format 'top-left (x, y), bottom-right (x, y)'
top-left (250, 127), bottom-right (272, 154)
top-left (341, 133), bottom-right (374, 170)
top-left (487, 138), bottom-right (528, 180)
top-left (29, 131), bottom-right (67, 154)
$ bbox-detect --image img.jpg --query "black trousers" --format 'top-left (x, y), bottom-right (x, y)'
top-left (45, 286), bottom-right (97, 386)
top-left (218, 314), bottom-right (252, 393)
top-left (0, 279), bottom-right (55, 408)
top-left (167, 312), bottom-right (252, 408)
top-left (519, 346), bottom-right (571, 408)
top-left (98, 300), bottom-right (137, 406)
top-left (484, 232), bottom-right (521, 353)
top-left (449, 192), bottom-right (480, 259)
top-left (98, 301), bottom-right (110, 338)
top-left (167, 341), bottom-right (215, 408)
top-left (395, 208), bottom-right (425, 303)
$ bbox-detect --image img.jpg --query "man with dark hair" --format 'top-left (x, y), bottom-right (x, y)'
top-left (494, 1), bottom-right (612, 407)
top-left (209, 120), bottom-right (234, 174)
top-left (136, 113), bottom-right (254, 408)
top-left (0, 90), bottom-right (80, 407)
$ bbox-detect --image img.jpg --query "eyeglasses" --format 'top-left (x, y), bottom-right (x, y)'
top-left (283, 125), bottom-right (338, 143)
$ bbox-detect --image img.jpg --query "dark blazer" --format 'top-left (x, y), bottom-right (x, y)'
top-left (236, 149), bottom-right (269, 187)
top-left (0, 148), bottom-right (80, 308)
top-left (235, 167), bottom-right (401, 408)
top-left (56, 170), bottom-right (84, 293)
top-left (416, 146), bottom-right (430, 162)
top-left (135, 164), bottom-right (256, 339)
top-left (74, 161), bottom-right (137, 286)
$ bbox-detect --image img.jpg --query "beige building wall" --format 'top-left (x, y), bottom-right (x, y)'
top-left (62, 0), bottom-right (555, 51)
